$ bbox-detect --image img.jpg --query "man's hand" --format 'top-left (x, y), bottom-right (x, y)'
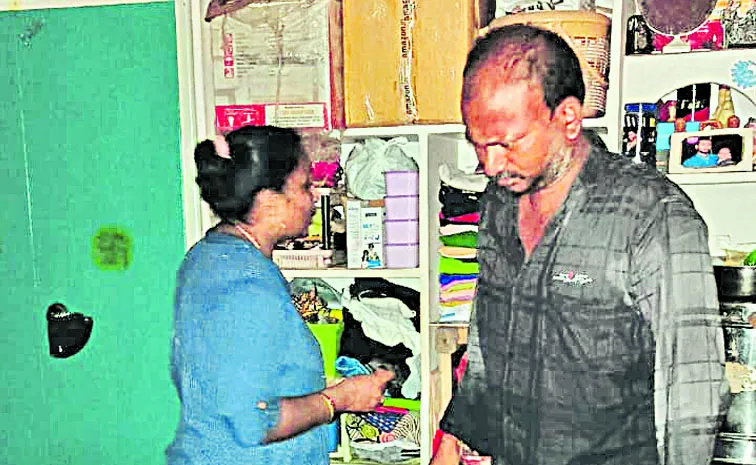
top-left (430, 432), bottom-right (462, 465)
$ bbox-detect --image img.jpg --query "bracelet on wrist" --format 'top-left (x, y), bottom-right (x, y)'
top-left (318, 392), bottom-right (336, 422)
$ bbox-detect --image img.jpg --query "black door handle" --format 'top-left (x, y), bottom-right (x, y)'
top-left (46, 303), bottom-right (93, 358)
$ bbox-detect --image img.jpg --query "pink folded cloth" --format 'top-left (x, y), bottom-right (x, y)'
top-left (439, 288), bottom-right (476, 303)
top-left (439, 212), bottom-right (480, 224)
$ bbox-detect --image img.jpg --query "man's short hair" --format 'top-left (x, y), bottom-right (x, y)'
top-left (698, 136), bottom-right (712, 143)
top-left (462, 24), bottom-right (585, 113)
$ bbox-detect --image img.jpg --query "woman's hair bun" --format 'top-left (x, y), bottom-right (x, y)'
top-left (193, 126), bottom-right (306, 222)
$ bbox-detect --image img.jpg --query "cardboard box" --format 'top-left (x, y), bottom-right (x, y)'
top-left (342, 0), bottom-right (411, 127)
top-left (414, 0), bottom-right (479, 123)
top-left (211, 0), bottom-right (344, 131)
top-left (346, 199), bottom-right (385, 269)
top-left (342, 0), bottom-right (481, 127)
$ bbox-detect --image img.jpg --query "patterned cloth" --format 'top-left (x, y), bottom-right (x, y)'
top-left (440, 142), bottom-right (730, 465)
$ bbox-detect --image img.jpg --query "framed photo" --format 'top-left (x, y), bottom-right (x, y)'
top-left (668, 128), bottom-right (754, 174)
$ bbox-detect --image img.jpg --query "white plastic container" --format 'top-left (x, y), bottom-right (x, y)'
top-left (384, 195), bottom-right (419, 220)
top-left (384, 170), bottom-right (419, 197)
top-left (384, 219), bottom-right (419, 244)
top-left (385, 243), bottom-right (420, 268)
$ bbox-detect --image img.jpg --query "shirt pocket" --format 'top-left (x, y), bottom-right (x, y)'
top-left (543, 282), bottom-right (652, 408)
top-left (545, 267), bottom-right (649, 369)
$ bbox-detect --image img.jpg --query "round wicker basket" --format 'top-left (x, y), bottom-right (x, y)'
top-left (481, 11), bottom-right (611, 118)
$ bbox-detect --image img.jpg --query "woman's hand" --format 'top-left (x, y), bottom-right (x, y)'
top-left (324, 369), bottom-right (395, 412)
top-left (262, 369), bottom-right (395, 444)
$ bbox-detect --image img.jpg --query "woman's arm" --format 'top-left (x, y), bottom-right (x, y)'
top-left (263, 369), bottom-right (395, 443)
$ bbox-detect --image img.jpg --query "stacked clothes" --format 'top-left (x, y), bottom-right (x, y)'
top-left (336, 355), bottom-right (422, 462)
top-left (437, 164), bottom-right (487, 323)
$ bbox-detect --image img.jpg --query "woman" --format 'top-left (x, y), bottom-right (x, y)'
top-left (166, 126), bottom-right (393, 465)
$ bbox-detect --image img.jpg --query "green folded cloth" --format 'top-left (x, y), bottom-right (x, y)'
top-left (439, 256), bottom-right (479, 275)
top-left (439, 231), bottom-right (477, 249)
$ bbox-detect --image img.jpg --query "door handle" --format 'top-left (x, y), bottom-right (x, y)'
top-left (46, 303), bottom-right (93, 358)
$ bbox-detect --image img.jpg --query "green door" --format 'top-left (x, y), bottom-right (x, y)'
top-left (1, 3), bottom-right (185, 464)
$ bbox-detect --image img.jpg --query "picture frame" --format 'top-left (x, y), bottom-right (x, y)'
top-left (668, 128), bottom-right (754, 174)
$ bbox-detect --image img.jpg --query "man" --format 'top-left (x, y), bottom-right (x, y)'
top-left (715, 145), bottom-right (735, 167)
top-left (682, 136), bottom-right (718, 168)
top-left (431, 24), bottom-right (729, 465)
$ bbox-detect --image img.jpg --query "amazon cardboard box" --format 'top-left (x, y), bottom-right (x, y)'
top-left (342, 0), bottom-right (484, 127)
top-left (211, 0), bottom-right (344, 132)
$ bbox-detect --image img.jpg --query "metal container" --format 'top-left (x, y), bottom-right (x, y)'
top-left (713, 266), bottom-right (756, 464)
top-left (715, 266), bottom-right (756, 301)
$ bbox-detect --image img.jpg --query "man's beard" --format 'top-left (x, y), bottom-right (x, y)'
top-left (494, 138), bottom-right (576, 196)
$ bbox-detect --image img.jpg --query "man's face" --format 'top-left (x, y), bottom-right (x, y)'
top-left (462, 72), bottom-right (568, 195)
top-left (696, 139), bottom-right (712, 154)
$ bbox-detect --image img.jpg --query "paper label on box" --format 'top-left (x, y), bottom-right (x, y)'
top-left (210, 2), bottom-right (335, 130)
top-left (346, 200), bottom-right (385, 269)
top-left (346, 199), bottom-right (363, 269)
top-left (360, 206), bottom-right (384, 269)
top-left (216, 104), bottom-right (327, 132)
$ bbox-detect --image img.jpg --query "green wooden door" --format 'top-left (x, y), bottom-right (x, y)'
top-left (1, 3), bottom-right (185, 464)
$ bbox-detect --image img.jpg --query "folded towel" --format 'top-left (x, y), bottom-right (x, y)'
top-left (439, 224), bottom-right (479, 236)
top-left (440, 281), bottom-right (477, 293)
top-left (439, 256), bottom-right (479, 275)
top-left (439, 246), bottom-right (477, 259)
top-left (439, 211), bottom-right (480, 225)
top-left (439, 273), bottom-right (479, 286)
top-left (439, 231), bottom-right (478, 249)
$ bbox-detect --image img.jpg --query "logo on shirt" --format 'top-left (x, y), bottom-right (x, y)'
top-left (552, 270), bottom-right (593, 286)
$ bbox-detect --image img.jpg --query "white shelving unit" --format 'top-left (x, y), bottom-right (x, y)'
top-left (620, 25), bottom-right (756, 256)
top-left (334, 124), bottom-right (463, 464)
top-left (281, 267), bottom-right (424, 280)
top-left (178, 0), bottom-right (756, 461)
top-left (622, 49), bottom-right (756, 105)
top-left (666, 172), bottom-right (756, 256)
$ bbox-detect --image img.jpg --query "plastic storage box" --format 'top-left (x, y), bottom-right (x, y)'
top-left (384, 195), bottom-right (419, 220)
top-left (384, 219), bottom-right (419, 244)
top-left (385, 243), bottom-right (419, 268)
top-left (384, 170), bottom-right (419, 196)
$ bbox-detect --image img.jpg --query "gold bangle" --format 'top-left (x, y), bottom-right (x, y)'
top-left (318, 392), bottom-right (336, 422)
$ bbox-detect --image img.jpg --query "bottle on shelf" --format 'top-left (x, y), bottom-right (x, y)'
top-left (712, 84), bottom-right (736, 129)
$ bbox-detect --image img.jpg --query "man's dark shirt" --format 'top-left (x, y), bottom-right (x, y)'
top-left (440, 141), bottom-right (729, 465)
